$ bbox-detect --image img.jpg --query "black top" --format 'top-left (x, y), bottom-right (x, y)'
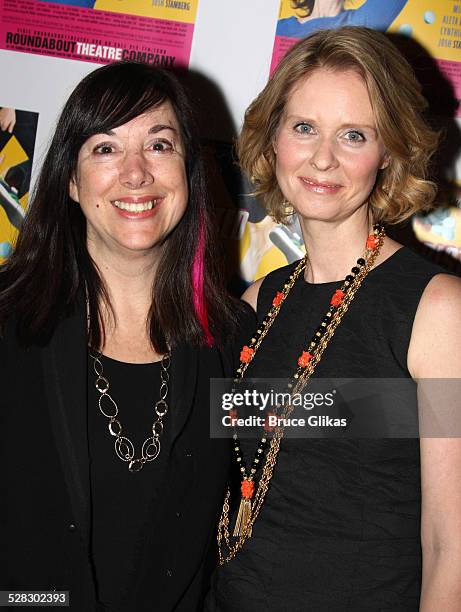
top-left (2, 287), bottom-right (257, 612)
top-left (206, 247), bottom-right (445, 612)
top-left (87, 355), bottom-right (170, 610)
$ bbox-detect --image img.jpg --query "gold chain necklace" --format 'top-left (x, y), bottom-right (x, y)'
top-left (218, 224), bottom-right (386, 563)
top-left (89, 350), bottom-right (171, 473)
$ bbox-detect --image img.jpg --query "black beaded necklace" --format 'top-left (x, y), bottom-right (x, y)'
top-left (218, 224), bottom-right (385, 563)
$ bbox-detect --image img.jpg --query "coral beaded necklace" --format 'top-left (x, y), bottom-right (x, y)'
top-left (218, 224), bottom-right (385, 564)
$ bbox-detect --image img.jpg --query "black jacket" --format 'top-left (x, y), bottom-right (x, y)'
top-left (1, 296), bottom-right (255, 611)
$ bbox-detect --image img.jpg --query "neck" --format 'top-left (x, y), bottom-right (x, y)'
top-left (300, 214), bottom-right (372, 284)
top-left (88, 241), bottom-right (159, 334)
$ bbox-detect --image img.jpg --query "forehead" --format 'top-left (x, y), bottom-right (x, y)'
top-left (102, 99), bottom-right (181, 136)
top-left (284, 68), bottom-right (375, 122)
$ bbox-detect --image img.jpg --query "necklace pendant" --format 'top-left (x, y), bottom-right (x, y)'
top-left (233, 478), bottom-right (255, 538)
top-left (233, 496), bottom-right (252, 538)
top-left (128, 459), bottom-right (144, 472)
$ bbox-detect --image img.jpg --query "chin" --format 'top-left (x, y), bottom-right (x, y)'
top-left (116, 235), bottom-right (163, 253)
top-left (294, 205), bottom-right (342, 223)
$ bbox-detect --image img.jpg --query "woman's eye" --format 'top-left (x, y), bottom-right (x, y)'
top-left (150, 139), bottom-right (174, 153)
top-left (344, 130), bottom-right (365, 143)
top-left (294, 122), bottom-right (314, 134)
top-left (93, 143), bottom-right (115, 155)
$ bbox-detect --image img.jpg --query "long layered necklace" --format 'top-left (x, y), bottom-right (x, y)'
top-left (218, 224), bottom-right (386, 564)
top-left (89, 350), bottom-right (171, 473)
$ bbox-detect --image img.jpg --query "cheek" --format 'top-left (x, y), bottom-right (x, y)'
top-left (169, 165), bottom-right (188, 201)
top-left (275, 137), bottom-right (306, 178)
top-left (78, 166), bottom-right (119, 205)
top-left (343, 151), bottom-right (383, 186)
top-left (156, 162), bottom-right (188, 217)
top-left (178, 183), bottom-right (189, 216)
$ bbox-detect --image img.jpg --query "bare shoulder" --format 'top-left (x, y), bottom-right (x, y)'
top-left (241, 277), bottom-right (266, 312)
top-left (408, 273), bottom-right (461, 378)
top-left (416, 272), bottom-right (461, 318)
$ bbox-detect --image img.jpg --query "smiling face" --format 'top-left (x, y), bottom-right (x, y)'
top-left (273, 68), bottom-right (388, 226)
top-left (69, 101), bottom-right (188, 259)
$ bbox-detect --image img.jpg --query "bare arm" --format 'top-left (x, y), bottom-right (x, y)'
top-left (408, 273), bottom-right (461, 610)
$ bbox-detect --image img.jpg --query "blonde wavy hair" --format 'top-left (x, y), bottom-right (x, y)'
top-left (237, 26), bottom-right (439, 224)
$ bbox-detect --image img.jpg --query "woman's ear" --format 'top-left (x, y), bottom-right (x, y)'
top-left (69, 176), bottom-right (79, 203)
top-left (380, 153), bottom-right (390, 170)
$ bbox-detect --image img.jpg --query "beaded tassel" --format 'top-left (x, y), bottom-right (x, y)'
top-left (233, 479), bottom-right (255, 537)
top-left (233, 498), bottom-right (252, 537)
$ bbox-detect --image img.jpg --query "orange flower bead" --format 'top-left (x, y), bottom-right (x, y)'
top-left (272, 291), bottom-right (284, 307)
top-left (366, 235), bottom-right (379, 249)
top-left (330, 290), bottom-right (345, 307)
top-left (241, 479), bottom-right (255, 499)
top-left (240, 345), bottom-right (255, 364)
top-left (298, 351), bottom-right (313, 368)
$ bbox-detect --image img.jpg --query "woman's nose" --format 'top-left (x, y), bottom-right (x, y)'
top-left (309, 137), bottom-right (339, 172)
top-left (119, 152), bottom-right (154, 189)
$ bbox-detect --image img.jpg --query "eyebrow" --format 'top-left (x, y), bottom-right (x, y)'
top-left (148, 124), bottom-right (178, 135)
top-left (103, 124), bottom-right (178, 136)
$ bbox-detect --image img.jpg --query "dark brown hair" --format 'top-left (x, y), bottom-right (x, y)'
top-left (0, 62), bottom-right (240, 350)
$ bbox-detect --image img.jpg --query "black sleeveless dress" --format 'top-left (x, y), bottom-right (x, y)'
top-left (206, 247), bottom-right (445, 612)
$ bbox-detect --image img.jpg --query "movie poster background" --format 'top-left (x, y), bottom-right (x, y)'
top-left (0, 106), bottom-right (38, 263)
top-left (0, 0), bottom-right (459, 276)
top-left (0, 0), bottom-right (198, 67)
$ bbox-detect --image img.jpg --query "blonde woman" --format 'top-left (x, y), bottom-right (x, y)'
top-left (207, 27), bottom-right (461, 611)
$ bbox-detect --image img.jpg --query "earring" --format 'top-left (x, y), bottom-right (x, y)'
top-left (282, 199), bottom-right (295, 217)
top-left (380, 154), bottom-right (390, 170)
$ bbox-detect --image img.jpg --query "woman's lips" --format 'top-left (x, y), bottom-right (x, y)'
top-left (299, 177), bottom-right (342, 194)
top-left (111, 196), bottom-right (162, 219)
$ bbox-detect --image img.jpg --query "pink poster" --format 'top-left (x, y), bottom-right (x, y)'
top-left (0, 0), bottom-right (199, 67)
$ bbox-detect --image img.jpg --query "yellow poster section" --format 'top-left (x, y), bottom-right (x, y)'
top-left (388, 0), bottom-right (460, 62)
top-left (239, 219), bottom-right (296, 281)
top-left (94, 0), bottom-right (198, 23)
top-left (278, 0), bottom-right (364, 20)
top-left (0, 137), bottom-right (28, 264)
top-left (277, 0), bottom-right (459, 62)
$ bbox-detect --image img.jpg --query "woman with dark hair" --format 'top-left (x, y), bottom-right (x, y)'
top-left (207, 27), bottom-right (461, 610)
top-left (0, 62), bottom-right (254, 611)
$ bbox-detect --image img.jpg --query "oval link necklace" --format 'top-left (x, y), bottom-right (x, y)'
top-left (89, 350), bottom-right (171, 473)
top-left (218, 224), bottom-right (386, 563)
